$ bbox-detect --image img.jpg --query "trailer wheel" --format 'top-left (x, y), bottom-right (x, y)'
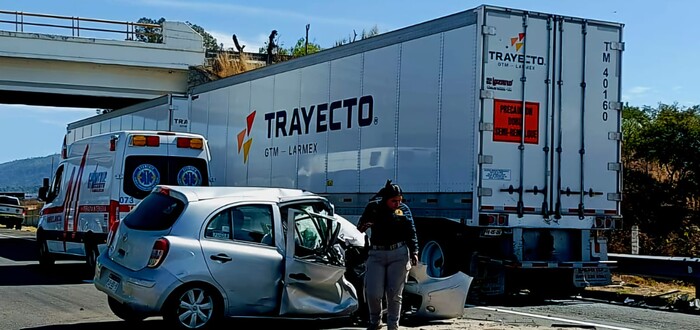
top-left (420, 240), bottom-right (447, 277)
top-left (414, 217), bottom-right (466, 278)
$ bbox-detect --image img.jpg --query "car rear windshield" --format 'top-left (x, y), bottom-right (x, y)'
top-left (123, 155), bottom-right (209, 200)
top-left (123, 192), bottom-right (185, 231)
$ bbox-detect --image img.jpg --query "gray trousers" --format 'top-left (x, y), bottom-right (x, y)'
top-left (364, 245), bottom-right (411, 328)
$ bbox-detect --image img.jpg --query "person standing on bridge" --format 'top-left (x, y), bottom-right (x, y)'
top-left (357, 180), bottom-right (419, 330)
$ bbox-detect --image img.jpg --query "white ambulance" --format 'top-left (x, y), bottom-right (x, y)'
top-left (37, 130), bottom-right (212, 272)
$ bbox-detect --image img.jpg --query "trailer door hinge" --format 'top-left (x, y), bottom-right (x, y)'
top-left (479, 155), bottom-right (493, 164)
top-left (607, 193), bottom-right (622, 201)
top-left (608, 132), bottom-right (622, 141)
top-left (480, 122), bottom-right (493, 131)
top-left (480, 90), bottom-right (494, 99)
top-left (482, 25), bottom-right (497, 35)
top-left (607, 162), bottom-right (622, 171)
top-left (478, 187), bottom-right (493, 197)
top-left (610, 101), bottom-right (623, 111)
top-left (609, 41), bottom-right (625, 51)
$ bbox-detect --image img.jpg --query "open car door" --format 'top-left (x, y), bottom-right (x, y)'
top-left (279, 209), bottom-right (358, 316)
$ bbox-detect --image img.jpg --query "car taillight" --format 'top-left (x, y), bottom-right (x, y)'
top-left (148, 238), bottom-right (169, 268)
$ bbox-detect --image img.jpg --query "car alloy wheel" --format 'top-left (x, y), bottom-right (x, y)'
top-left (165, 286), bottom-right (220, 329)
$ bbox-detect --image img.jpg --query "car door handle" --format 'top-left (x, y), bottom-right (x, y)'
top-left (210, 254), bottom-right (232, 263)
top-left (289, 273), bottom-right (311, 281)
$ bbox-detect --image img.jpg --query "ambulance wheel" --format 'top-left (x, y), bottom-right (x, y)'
top-left (38, 236), bottom-right (55, 268)
top-left (86, 243), bottom-right (99, 274)
top-left (108, 297), bottom-right (147, 323)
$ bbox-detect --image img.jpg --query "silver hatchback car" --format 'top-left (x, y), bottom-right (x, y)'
top-left (94, 185), bottom-right (471, 329)
top-left (94, 185), bottom-right (359, 328)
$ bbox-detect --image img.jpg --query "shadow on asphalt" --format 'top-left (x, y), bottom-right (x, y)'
top-left (0, 230), bottom-right (95, 286)
top-left (0, 233), bottom-right (40, 262)
top-left (24, 317), bottom-right (362, 330)
top-left (22, 314), bottom-right (456, 329)
top-left (0, 262), bottom-right (93, 286)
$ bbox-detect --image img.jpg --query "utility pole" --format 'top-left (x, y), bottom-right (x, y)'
top-left (305, 24), bottom-right (310, 55)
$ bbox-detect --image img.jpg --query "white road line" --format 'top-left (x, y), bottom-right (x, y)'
top-left (472, 306), bottom-right (635, 330)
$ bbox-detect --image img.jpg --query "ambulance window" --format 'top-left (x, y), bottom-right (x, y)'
top-left (123, 156), bottom-right (209, 200)
top-left (47, 165), bottom-right (64, 202)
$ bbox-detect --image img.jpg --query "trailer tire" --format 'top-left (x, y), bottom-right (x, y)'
top-left (413, 218), bottom-right (466, 278)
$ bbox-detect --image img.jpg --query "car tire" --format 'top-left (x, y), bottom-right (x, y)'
top-left (107, 297), bottom-right (147, 322)
top-left (86, 243), bottom-right (99, 274)
top-left (37, 236), bottom-right (55, 268)
top-left (163, 285), bottom-right (222, 329)
top-left (15, 220), bottom-right (22, 230)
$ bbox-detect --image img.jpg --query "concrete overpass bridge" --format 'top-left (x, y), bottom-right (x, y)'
top-left (0, 10), bottom-right (205, 109)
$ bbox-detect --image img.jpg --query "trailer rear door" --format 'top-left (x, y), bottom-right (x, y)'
top-left (478, 8), bottom-right (623, 222)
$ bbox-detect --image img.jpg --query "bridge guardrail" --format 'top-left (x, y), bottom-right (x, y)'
top-left (0, 9), bottom-right (161, 42)
top-left (609, 253), bottom-right (700, 297)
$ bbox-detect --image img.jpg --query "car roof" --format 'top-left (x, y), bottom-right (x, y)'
top-left (159, 185), bottom-right (321, 203)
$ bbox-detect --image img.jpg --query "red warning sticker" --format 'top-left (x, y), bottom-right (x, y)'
top-left (493, 99), bottom-right (539, 144)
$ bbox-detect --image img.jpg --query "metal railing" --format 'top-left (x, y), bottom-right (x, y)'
top-left (609, 253), bottom-right (700, 297)
top-left (0, 9), bottom-right (162, 42)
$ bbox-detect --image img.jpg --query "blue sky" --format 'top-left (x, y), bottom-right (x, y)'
top-left (0, 0), bottom-right (696, 163)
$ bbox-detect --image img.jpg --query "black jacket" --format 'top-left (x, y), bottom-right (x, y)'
top-left (356, 199), bottom-right (419, 255)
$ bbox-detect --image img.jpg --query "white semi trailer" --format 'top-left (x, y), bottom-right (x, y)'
top-left (66, 5), bottom-right (624, 298)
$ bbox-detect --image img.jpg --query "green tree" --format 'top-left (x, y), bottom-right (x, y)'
top-left (134, 18), bottom-right (220, 53)
top-left (289, 37), bottom-right (322, 57)
top-left (616, 103), bottom-right (700, 255)
top-left (135, 17), bottom-right (165, 43)
top-left (186, 21), bottom-right (221, 53)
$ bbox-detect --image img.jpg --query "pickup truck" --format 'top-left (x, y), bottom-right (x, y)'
top-left (0, 195), bottom-right (25, 230)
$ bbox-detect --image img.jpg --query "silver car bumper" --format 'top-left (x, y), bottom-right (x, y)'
top-left (94, 253), bottom-right (181, 313)
top-left (404, 263), bottom-right (472, 319)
